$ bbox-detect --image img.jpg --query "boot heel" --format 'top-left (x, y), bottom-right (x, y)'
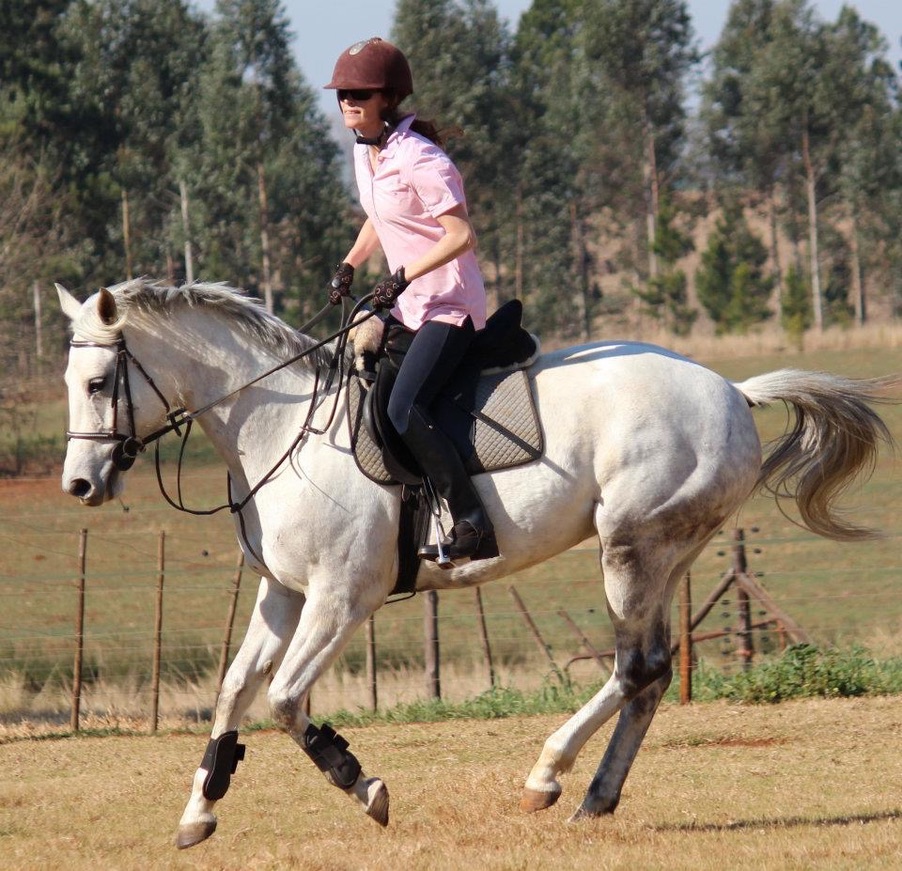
top-left (470, 532), bottom-right (499, 560)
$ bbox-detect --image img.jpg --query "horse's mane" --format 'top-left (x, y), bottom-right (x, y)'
top-left (73, 278), bottom-right (335, 369)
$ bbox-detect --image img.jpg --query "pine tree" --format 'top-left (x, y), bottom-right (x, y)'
top-left (634, 194), bottom-right (696, 335)
top-left (695, 200), bottom-right (772, 334)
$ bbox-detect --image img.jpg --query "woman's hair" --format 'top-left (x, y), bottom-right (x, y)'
top-left (381, 91), bottom-right (456, 149)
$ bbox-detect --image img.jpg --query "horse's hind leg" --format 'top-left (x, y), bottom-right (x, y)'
top-left (521, 536), bottom-right (678, 815)
top-left (571, 667), bottom-right (671, 819)
top-left (520, 616), bottom-right (672, 814)
top-left (176, 577), bottom-right (304, 849)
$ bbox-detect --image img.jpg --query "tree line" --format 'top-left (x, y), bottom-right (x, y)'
top-left (2, 0), bottom-right (901, 381)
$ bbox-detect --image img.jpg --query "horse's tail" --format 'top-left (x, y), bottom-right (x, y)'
top-left (733, 369), bottom-right (899, 541)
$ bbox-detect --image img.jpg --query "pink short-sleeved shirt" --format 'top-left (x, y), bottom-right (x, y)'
top-left (354, 115), bottom-right (487, 331)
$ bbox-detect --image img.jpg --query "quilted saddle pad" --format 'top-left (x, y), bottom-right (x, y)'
top-left (347, 367), bottom-right (544, 485)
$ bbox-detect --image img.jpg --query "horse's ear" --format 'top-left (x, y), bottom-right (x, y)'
top-left (97, 287), bottom-right (118, 325)
top-left (55, 283), bottom-right (83, 322)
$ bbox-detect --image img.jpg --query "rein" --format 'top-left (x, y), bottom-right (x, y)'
top-left (67, 295), bottom-right (379, 524)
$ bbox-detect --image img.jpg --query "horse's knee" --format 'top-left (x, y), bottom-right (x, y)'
top-left (216, 675), bottom-right (245, 711)
top-left (267, 686), bottom-right (304, 732)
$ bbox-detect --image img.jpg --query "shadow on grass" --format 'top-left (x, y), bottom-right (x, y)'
top-left (655, 807), bottom-right (901, 833)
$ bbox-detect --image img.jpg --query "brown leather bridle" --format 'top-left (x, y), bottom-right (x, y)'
top-left (66, 337), bottom-right (183, 472)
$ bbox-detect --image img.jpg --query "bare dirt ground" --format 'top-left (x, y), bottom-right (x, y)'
top-left (0, 696), bottom-right (899, 870)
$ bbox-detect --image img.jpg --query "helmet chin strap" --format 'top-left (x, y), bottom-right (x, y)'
top-left (355, 122), bottom-right (391, 147)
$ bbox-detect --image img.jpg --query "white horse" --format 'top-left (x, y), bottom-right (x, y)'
top-left (56, 279), bottom-right (896, 849)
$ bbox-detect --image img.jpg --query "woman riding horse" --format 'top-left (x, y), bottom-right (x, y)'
top-left (325, 37), bottom-right (497, 563)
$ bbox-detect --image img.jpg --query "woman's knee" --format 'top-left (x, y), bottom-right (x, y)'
top-left (387, 391), bottom-right (413, 435)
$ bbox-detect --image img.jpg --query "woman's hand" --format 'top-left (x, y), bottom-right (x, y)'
top-left (372, 267), bottom-right (410, 309)
top-left (327, 262), bottom-right (355, 305)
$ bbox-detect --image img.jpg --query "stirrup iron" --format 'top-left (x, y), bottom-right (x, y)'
top-left (422, 477), bottom-right (453, 569)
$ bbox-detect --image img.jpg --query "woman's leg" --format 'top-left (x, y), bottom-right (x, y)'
top-left (387, 320), bottom-right (497, 561)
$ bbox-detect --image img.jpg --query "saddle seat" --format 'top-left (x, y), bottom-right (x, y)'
top-left (348, 299), bottom-right (543, 487)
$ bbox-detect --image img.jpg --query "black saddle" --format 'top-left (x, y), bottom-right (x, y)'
top-left (361, 299), bottom-right (539, 486)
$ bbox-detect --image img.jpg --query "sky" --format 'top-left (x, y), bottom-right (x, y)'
top-left (194, 1), bottom-right (901, 101)
top-left (192, 1), bottom-right (902, 126)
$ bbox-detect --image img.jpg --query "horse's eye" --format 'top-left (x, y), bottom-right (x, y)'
top-left (88, 377), bottom-right (106, 395)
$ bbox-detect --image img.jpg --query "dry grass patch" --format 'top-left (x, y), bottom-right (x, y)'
top-left (0, 696), bottom-right (899, 870)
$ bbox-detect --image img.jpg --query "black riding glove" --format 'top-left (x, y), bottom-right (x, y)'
top-left (328, 262), bottom-right (355, 305)
top-left (372, 266), bottom-right (410, 310)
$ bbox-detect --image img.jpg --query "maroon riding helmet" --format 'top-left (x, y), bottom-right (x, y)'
top-left (324, 37), bottom-right (413, 101)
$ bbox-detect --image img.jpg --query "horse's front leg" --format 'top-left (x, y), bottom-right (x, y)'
top-left (176, 577), bottom-right (304, 849)
top-left (266, 584), bottom-right (390, 827)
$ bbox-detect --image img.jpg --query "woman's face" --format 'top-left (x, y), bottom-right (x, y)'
top-left (338, 89), bottom-right (390, 139)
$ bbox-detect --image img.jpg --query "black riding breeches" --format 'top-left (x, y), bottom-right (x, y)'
top-left (386, 317), bottom-right (475, 436)
top-left (384, 316), bottom-right (486, 526)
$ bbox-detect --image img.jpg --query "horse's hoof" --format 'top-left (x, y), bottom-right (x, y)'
top-left (568, 801), bottom-right (614, 822)
top-left (364, 777), bottom-right (390, 827)
top-left (520, 784), bottom-right (562, 813)
top-left (175, 818), bottom-right (217, 849)
top-left (347, 774), bottom-right (389, 826)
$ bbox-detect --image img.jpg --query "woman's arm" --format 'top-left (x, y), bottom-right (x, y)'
top-left (344, 219), bottom-right (382, 268)
top-left (403, 204), bottom-right (476, 281)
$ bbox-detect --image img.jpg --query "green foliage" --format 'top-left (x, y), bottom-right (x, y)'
top-left (318, 645), bottom-right (901, 728)
top-left (321, 680), bottom-right (596, 728)
top-left (780, 263), bottom-right (811, 343)
top-left (0, 0), bottom-right (349, 342)
top-left (634, 194), bottom-right (697, 334)
top-left (2, 0), bottom-right (902, 370)
top-left (695, 200), bottom-right (773, 333)
top-left (636, 269), bottom-right (697, 336)
top-left (714, 644), bottom-right (902, 703)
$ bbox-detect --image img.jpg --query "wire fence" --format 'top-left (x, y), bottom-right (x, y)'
top-left (1, 472), bottom-right (900, 732)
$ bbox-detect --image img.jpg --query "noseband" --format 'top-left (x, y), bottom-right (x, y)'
top-left (66, 337), bottom-right (184, 472)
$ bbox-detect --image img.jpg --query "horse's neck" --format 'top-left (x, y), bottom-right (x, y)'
top-left (128, 311), bottom-right (320, 479)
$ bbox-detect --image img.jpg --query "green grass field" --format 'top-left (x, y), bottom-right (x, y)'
top-left (1, 343), bottom-right (899, 722)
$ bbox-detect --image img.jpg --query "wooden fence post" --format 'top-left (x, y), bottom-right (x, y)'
top-left (217, 551), bottom-right (244, 693)
top-left (71, 528), bottom-right (87, 733)
top-left (151, 531), bottom-right (165, 733)
top-left (424, 590), bottom-right (440, 699)
top-left (734, 571), bottom-right (812, 645)
top-left (509, 586), bottom-right (562, 678)
top-left (474, 588), bottom-right (495, 689)
top-left (558, 609), bottom-right (611, 676)
top-left (365, 614), bottom-right (378, 712)
top-left (678, 572), bottom-right (692, 703)
top-left (732, 530), bottom-right (754, 670)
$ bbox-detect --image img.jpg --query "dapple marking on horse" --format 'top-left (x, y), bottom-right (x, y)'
top-left (56, 279), bottom-right (897, 849)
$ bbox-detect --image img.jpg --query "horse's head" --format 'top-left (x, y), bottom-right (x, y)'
top-left (56, 283), bottom-right (168, 505)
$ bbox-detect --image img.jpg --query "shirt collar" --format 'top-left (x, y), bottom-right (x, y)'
top-left (356, 114), bottom-right (415, 150)
top-left (355, 114), bottom-right (416, 149)
top-left (392, 114), bottom-right (416, 137)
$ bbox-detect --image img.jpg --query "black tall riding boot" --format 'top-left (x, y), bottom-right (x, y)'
top-left (401, 406), bottom-right (498, 562)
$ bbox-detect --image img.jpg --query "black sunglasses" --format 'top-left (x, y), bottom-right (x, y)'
top-left (338, 89), bottom-right (378, 102)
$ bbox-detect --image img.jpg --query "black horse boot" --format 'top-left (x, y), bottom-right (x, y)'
top-left (400, 406), bottom-right (498, 562)
top-left (421, 517), bottom-right (499, 562)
